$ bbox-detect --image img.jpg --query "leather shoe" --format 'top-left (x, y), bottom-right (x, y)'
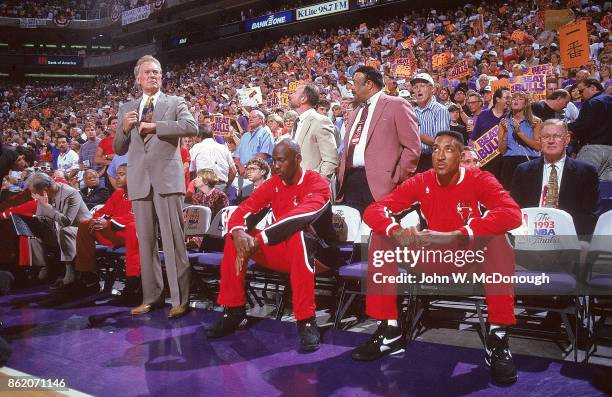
top-left (168, 304), bottom-right (189, 319)
top-left (130, 300), bottom-right (164, 315)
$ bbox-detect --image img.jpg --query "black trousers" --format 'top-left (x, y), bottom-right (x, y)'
top-left (343, 168), bottom-right (375, 215)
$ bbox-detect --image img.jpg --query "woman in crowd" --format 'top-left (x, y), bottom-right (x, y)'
top-left (266, 114), bottom-right (286, 143)
top-left (498, 91), bottom-right (542, 190)
top-left (185, 168), bottom-right (229, 249)
top-left (281, 110), bottom-right (298, 140)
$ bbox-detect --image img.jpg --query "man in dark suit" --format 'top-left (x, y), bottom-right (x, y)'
top-left (337, 66), bottom-right (420, 214)
top-left (511, 119), bottom-right (599, 236)
top-left (80, 169), bottom-right (109, 209)
top-left (114, 55), bottom-right (198, 319)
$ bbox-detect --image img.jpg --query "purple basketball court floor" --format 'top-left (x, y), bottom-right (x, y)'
top-left (1, 286), bottom-right (611, 396)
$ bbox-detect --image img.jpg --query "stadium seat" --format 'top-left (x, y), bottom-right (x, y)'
top-left (584, 210), bottom-right (612, 362)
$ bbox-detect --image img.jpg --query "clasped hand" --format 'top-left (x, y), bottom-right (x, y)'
top-left (232, 230), bottom-right (260, 275)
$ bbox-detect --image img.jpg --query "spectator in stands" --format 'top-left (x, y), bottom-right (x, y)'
top-left (186, 168), bottom-right (229, 219)
top-left (448, 104), bottom-right (467, 144)
top-left (0, 145), bottom-right (29, 182)
top-left (236, 157), bottom-right (270, 204)
top-left (356, 130), bottom-right (521, 385)
top-left (471, 88), bottom-right (511, 179)
top-left (461, 147), bottom-right (481, 169)
top-left (234, 110), bottom-right (274, 176)
top-left (79, 121), bottom-right (101, 180)
top-left (315, 99), bottom-right (331, 116)
top-left (95, 116), bottom-right (117, 186)
top-left (466, 91), bottom-right (485, 140)
top-left (266, 114), bottom-right (285, 143)
top-left (207, 140), bottom-right (339, 352)
top-left (189, 124), bottom-right (236, 193)
top-left (281, 110), bottom-right (298, 139)
top-left (72, 164), bottom-right (141, 304)
top-left (25, 171), bottom-right (91, 288)
top-left (511, 119), bottom-right (599, 236)
top-left (289, 83), bottom-right (338, 180)
top-left (498, 91), bottom-right (542, 190)
top-left (530, 89), bottom-right (570, 122)
top-left (569, 78), bottom-right (612, 181)
top-left (56, 135), bottom-right (79, 175)
top-left (80, 169), bottom-right (109, 209)
top-left (410, 72), bottom-right (450, 172)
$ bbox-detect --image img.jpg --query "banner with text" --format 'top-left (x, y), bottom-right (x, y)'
top-left (246, 10), bottom-right (293, 32)
top-left (237, 87), bottom-right (263, 107)
top-left (559, 20), bottom-right (589, 69)
top-left (471, 125), bottom-right (501, 166)
top-left (296, 0), bottom-right (348, 20)
top-left (211, 115), bottom-right (231, 136)
top-left (122, 4), bottom-right (152, 26)
top-left (392, 58), bottom-right (416, 78)
top-left (447, 59), bottom-right (470, 80)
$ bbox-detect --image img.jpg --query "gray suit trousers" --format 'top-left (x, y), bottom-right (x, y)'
top-left (132, 187), bottom-right (190, 307)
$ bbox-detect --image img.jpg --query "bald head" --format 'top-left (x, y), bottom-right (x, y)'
top-left (272, 139), bottom-right (302, 185)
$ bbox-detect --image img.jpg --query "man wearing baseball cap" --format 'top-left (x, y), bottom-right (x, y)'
top-left (410, 73), bottom-right (451, 172)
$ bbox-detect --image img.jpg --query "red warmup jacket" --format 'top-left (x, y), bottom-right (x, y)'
top-left (94, 188), bottom-right (134, 229)
top-left (364, 168), bottom-right (522, 237)
top-left (228, 169), bottom-right (332, 245)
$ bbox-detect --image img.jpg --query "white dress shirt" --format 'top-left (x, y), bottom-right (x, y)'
top-left (57, 149), bottom-right (79, 173)
top-left (189, 138), bottom-right (235, 182)
top-left (540, 156), bottom-right (565, 206)
top-left (294, 108), bottom-right (317, 143)
top-left (346, 90), bottom-right (383, 167)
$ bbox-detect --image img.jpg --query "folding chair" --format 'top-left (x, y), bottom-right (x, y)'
top-left (585, 210), bottom-right (612, 362)
top-left (500, 207), bottom-right (585, 361)
top-left (333, 210), bottom-right (418, 329)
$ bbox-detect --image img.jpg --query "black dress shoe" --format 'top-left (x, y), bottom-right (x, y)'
top-left (49, 279), bottom-right (69, 291)
top-left (352, 323), bottom-right (405, 361)
top-left (297, 317), bottom-right (320, 352)
top-left (206, 306), bottom-right (247, 339)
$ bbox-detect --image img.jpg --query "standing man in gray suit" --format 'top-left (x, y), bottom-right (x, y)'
top-left (289, 83), bottom-right (339, 179)
top-left (114, 55), bottom-right (198, 319)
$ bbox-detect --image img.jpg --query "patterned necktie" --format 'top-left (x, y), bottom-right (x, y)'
top-left (141, 96), bottom-right (154, 142)
top-left (346, 103), bottom-right (370, 170)
top-left (545, 164), bottom-right (559, 208)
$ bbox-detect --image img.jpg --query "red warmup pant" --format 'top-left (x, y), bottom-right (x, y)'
top-left (365, 233), bottom-right (516, 326)
top-left (75, 220), bottom-right (141, 277)
top-left (218, 230), bottom-right (316, 321)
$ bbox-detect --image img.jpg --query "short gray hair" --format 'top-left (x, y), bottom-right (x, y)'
top-left (134, 55), bottom-right (162, 78)
top-left (541, 118), bottom-right (568, 135)
top-left (283, 110), bottom-right (299, 122)
top-left (251, 110), bottom-right (265, 121)
top-left (267, 114), bottom-right (283, 124)
top-left (25, 171), bottom-right (55, 192)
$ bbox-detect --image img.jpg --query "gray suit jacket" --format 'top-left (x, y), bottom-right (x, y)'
top-left (36, 183), bottom-right (91, 227)
top-left (296, 110), bottom-right (339, 178)
top-left (113, 92), bottom-right (198, 200)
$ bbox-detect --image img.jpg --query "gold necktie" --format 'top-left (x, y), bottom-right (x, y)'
top-left (141, 96), bottom-right (154, 143)
top-left (545, 164), bottom-right (559, 208)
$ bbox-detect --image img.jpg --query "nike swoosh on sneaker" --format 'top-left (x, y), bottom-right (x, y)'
top-left (382, 335), bottom-right (401, 345)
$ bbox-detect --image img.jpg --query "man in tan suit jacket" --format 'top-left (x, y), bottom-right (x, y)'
top-left (114, 55), bottom-right (198, 318)
top-left (289, 83), bottom-right (339, 179)
top-left (337, 66), bottom-right (420, 214)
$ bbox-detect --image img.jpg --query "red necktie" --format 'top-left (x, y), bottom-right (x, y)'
top-left (346, 103), bottom-right (370, 170)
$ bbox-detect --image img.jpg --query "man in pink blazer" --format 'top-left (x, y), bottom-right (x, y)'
top-left (337, 66), bottom-right (420, 214)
